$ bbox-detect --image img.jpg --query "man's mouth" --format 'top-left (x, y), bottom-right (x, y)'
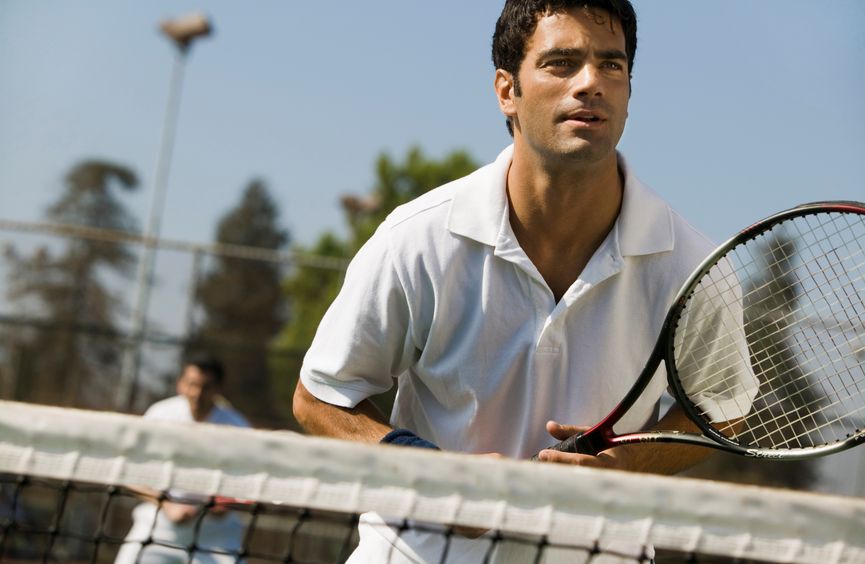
top-left (562, 109), bottom-right (607, 127)
top-left (563, 110), bottom-right (605, 124)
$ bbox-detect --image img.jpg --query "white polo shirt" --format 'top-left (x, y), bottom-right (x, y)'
top-left (143, 395), bottom-right (251, 428)
top-left (114, 396), bottom-right (251, 564)
top-left (301, 145), bottom-right (719, 459)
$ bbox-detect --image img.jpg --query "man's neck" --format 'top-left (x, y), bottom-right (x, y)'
top-left (506, 147), bottom-right (623, 301)
top-left (508, 148), bottom-right (622, 244)
top-left (190, 404), bottom-right (215, 422)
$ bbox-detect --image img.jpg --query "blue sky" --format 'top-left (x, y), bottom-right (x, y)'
top-left (2, 1), bottom-right (863, 249)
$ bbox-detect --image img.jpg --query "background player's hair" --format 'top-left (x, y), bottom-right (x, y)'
top-left (491, 0), bottom-right (638, 135)
top-left (181, 351), bottom-right (225, 385)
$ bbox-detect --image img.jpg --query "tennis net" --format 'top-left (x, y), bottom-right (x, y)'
top-left (1, 400), bottom-right (863, 563)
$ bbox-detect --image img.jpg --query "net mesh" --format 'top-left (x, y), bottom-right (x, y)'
top-left (1, 400), bottom-right (864, 563)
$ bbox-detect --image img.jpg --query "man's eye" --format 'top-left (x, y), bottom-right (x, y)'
top-left (547, 59), bottom-right (572, 68)
top-left (601, 61), bottom-right (624, 71)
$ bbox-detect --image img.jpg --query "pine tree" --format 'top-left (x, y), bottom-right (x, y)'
top-left (3, 160), bottom-right (138, 408)
top-left (190, 179), bottom-right (289, 427)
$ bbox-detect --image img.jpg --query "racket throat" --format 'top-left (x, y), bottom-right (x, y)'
top-left (609, 430), bottom-right (731, 451)
top-left (569, 429), bottom-right (615, 455)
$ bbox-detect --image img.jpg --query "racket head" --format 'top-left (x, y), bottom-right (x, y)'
top-left (664, 201), bottom-right (865, 459)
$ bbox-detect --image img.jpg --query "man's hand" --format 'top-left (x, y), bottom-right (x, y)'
top-left (159, 494), bottom-right (241, 522)
top-left (534, 421), bottom-right (636, 471)
top-left (160, 501), bottom-right (201, 523)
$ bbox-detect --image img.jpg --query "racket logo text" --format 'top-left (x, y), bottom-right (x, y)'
top-left (745, 449), bottom-right (784, 459)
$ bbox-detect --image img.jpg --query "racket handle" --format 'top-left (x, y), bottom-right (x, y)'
top-left (530, 432), bottom-right (593, 461)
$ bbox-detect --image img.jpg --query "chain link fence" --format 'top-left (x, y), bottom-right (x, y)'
top-left (0, 218), bottom-right (348, 429)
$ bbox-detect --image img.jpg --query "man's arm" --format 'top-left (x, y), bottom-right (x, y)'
top-left (538, 404), bottom-right (714, 475)
top-left (293, 379), bottom-right (392, 443)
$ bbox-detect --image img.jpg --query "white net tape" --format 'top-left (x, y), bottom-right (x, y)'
top-left (1, 400), bottom-right (864, 563)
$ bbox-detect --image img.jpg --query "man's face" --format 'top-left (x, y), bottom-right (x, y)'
top-left (176, 365), bottom-right (219, 421)
top-left (500, 7), bottom-right (630, 165)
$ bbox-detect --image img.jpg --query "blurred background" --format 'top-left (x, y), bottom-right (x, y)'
top-left (1, 0), bottom-right (863, 498)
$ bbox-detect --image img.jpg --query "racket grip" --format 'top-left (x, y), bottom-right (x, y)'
top-left (530, 431), bottom-right (590, 461)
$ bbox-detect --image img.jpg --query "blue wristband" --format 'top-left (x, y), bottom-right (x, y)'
top-left (380, 428), bottom-right (440, 450)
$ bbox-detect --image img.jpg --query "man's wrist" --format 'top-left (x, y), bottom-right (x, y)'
top-left (380, 428), bottom-right (440, 450)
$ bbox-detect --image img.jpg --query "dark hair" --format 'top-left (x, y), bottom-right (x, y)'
top-left (492, 0), bottom-right (637, 135)
top-left (182, 352), bottom-right (225, 385)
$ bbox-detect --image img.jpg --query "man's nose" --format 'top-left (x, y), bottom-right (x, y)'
top-left (571, 64), bottom-right (603, 98)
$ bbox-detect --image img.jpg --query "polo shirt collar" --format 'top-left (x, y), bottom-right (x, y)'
top-left (447, 145), bottom-right (512, 247)
top-left (447, 145), bottom-right (674, 257)
top-left (616, 154), bottom-right (674, 257)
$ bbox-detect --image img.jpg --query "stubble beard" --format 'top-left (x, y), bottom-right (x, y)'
top-left (515, 106), bottom-right (623, 172)
top-left (537, 130), bottom-right (616, 171)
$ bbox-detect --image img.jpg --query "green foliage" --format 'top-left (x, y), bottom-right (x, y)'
top-left (278, 233), bottom-right (348, 349)
top-left (3, 160), bottom-right (139, 408)
top-left (274, 146), bottom-right (478, 416)
top-left (189, 180), bottom-right (289, 428)
top-left (346, 147), bottom-right (478, 249)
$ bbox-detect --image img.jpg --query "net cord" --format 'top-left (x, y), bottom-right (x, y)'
top-left (1, 401), bottom-right (864, 563)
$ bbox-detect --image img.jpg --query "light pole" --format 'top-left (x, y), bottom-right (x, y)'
top-left (116, 13), bottom-right (212, 411)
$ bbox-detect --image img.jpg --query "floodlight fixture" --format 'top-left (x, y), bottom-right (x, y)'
top-left (159, 12), bottom-right (212, 51)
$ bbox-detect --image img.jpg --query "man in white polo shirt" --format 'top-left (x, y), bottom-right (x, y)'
top-left (115, 354), bottom-right (250, 564)
top-left (294, 0), bottom-right (720, 560)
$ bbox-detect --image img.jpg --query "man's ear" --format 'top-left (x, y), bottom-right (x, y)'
top-left (494, 69), bottom-right (518, 120)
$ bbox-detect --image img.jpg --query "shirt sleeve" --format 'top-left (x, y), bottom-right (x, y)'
top-left (212, 402), bottom-right (252, 428)
top-left (141, 398), bottom-right (170, 420)
top-left (300, 225), bottom-right (417, 408)
top-left (673, 258), bottom-right (760, 424)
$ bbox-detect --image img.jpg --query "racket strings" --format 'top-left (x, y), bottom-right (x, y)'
top-left (734, 256), bottom-right (865, 446)
top-left (750, 372), bottom-right (865, 448)
top-left (738, 215), bottom-right (865, 318)
top-left (748, 318), bottom-right (864, 406)
top-left (747, 232), bottom-right (865, 444)
top-left (749, 387), bottom-right (865, 448)
top-left (678, 295), bottom-right (864, 416)
top-left (682, 271), bottom-right (865, 407)
top-left (744, 376), bottom-right (862, 448)
top-left (672, 210), bottom-right (865, 451)
top-left (682, 216), bottom-right (865, 384)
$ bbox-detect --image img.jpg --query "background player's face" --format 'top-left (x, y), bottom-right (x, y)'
top-left (177, 364), bottom-right (220, 421)
top-left (505, 7), bottom-right (630, 165)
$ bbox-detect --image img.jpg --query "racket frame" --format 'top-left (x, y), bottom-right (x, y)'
top-left (556, 201), bottom-right (865, 460)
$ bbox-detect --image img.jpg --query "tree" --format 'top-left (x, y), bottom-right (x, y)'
top-left (343, 147), bottom-right (479, 249)
top-left (684, 235), bottom-right (822, 490)
top-left (189, 179), bottom-right (289, 427)
top-left (3, 160), bottom-right (138, 408)
top-left (273, 147), bottom-right (478, 418)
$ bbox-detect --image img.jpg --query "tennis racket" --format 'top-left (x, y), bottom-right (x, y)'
top-left (537, 201), bottom-right (865, 460)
